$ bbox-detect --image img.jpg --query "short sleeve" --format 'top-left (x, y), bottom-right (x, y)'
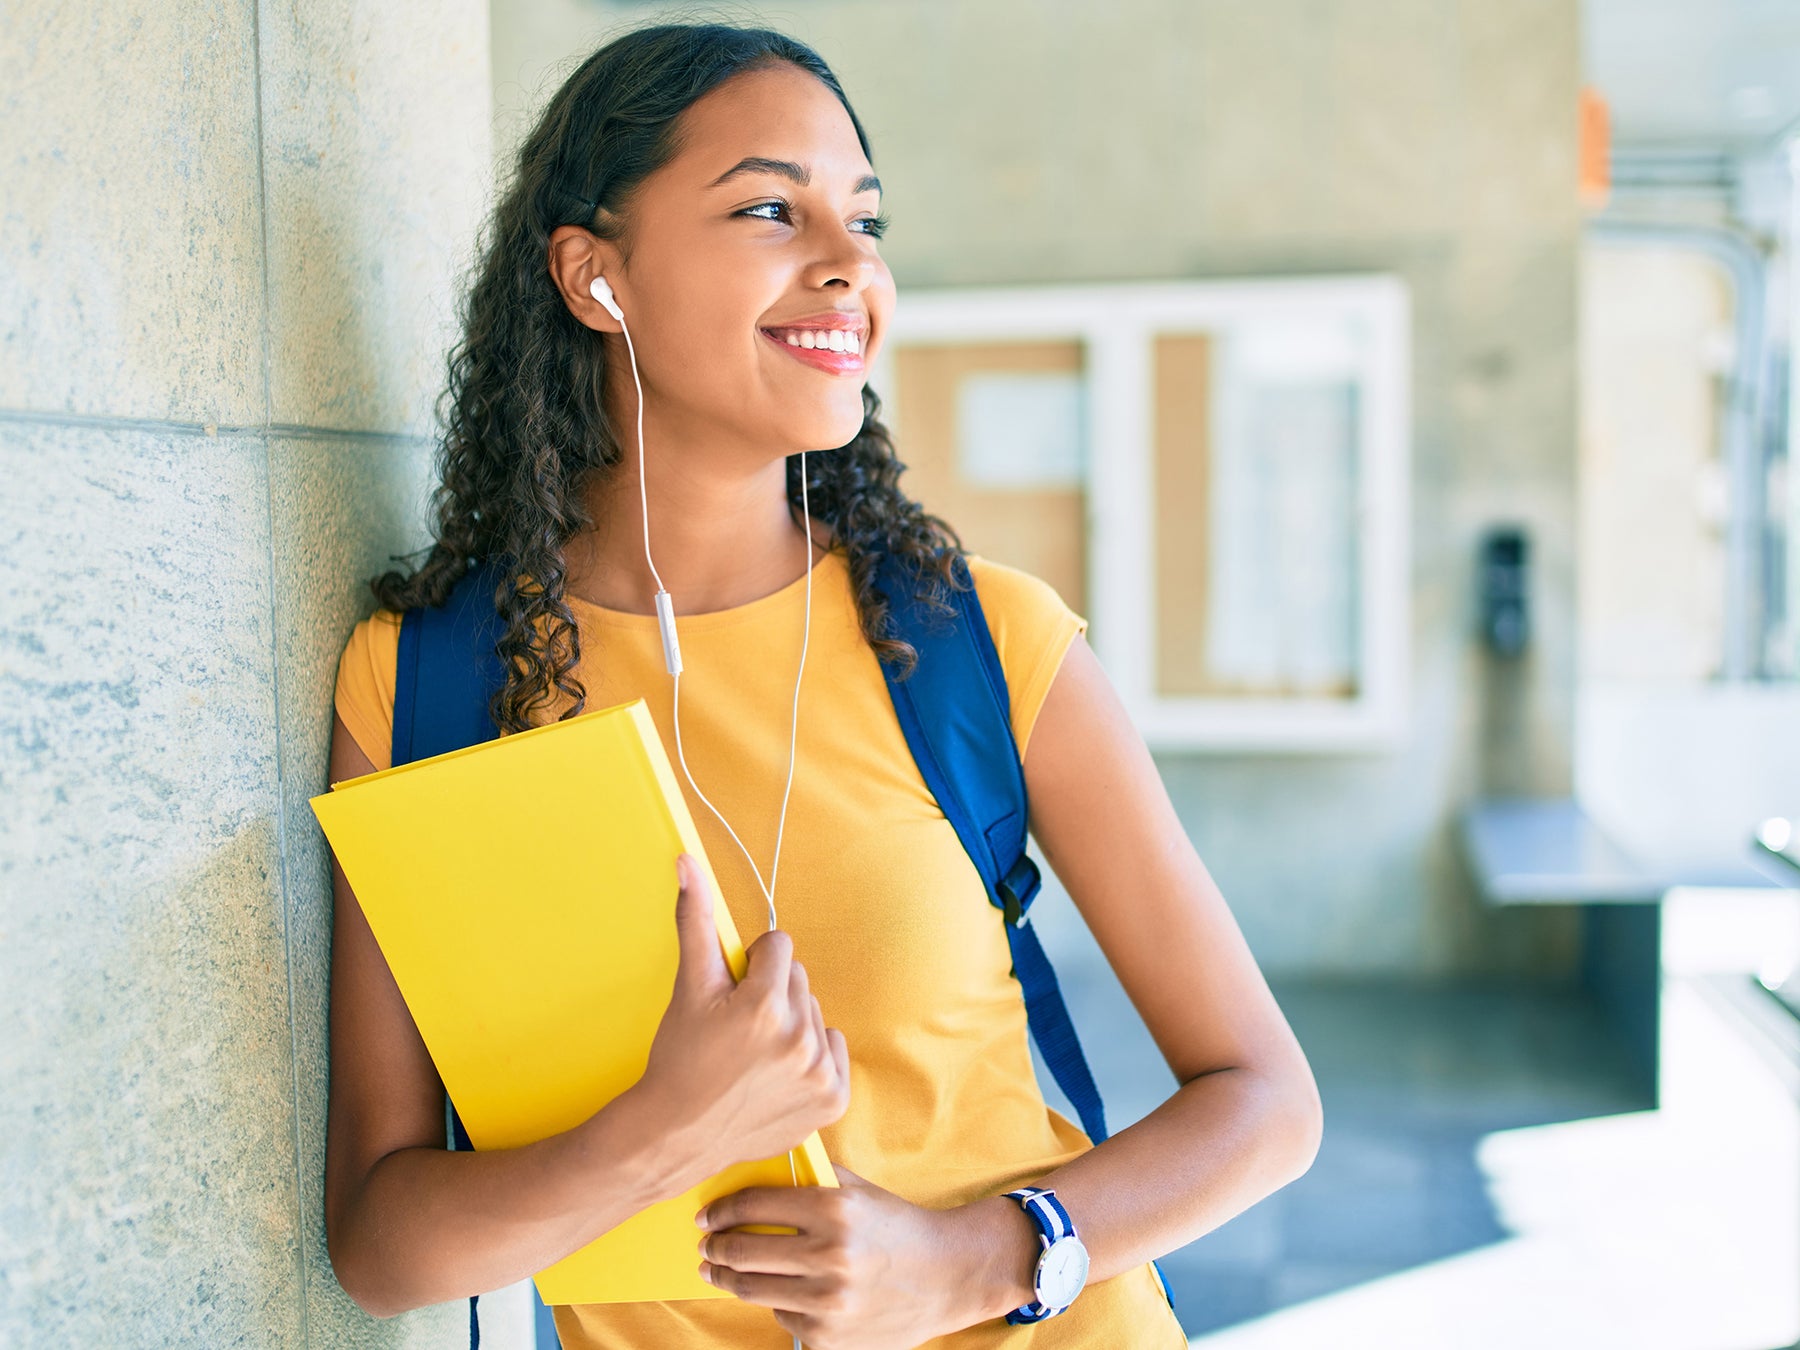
top-left (332, 608), bottom-right (402, 774)
top-left (964, 554), bottom-right (1089, 759)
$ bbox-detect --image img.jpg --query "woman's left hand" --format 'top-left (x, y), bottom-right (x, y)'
top-left (696, 1163), bottom-right (1002, 1349)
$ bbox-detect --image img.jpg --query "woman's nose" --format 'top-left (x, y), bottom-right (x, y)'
top-left (802, 235), bottom-right (880, 292)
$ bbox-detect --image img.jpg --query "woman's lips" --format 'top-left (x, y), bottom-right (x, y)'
top-left (760, 328), bottom-right (865, 375)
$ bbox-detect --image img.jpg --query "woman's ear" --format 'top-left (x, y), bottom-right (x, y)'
top-left (547, 224), bottom-right (623, 333)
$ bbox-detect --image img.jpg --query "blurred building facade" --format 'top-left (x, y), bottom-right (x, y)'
top-left (1577, 0), bottom-right (1800, 883)
top-left (2, 0), bottom-right (1589, 1343)
top-left (500, 0), bottom-right (1586, 979)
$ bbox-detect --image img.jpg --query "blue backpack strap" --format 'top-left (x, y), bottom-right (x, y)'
top-left (872, 551), bottom-right (1176, 1312)
top-left (871, 550), bottom-right (1176, 1313)
top-left (392, 559), bottom-right (505, 1150)
top-left (870, 550), bottom-right (1110, 1144)
top-left (391, 558), bottom-right (510, 1349)
top-left (393, 559), bottom-right (509, 765)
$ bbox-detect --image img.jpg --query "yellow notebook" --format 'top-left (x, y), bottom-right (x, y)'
top-left (308, 697), bottom-right (836, 1306)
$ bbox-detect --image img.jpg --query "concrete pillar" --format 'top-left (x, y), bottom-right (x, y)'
top-left (0, 2), bottom-right (520, 1343)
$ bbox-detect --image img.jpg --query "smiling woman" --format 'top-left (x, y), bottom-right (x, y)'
top-left (321, 19), bottom-right (1320, 1350)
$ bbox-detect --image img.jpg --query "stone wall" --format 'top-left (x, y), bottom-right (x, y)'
top-left (0, 2), bottom-right (528, 1343)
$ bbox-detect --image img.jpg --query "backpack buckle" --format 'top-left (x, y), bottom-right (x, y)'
top-left (998, 878), bottom-right (1026, 928)
top-left (996, 853), bottom-right (1041, 928)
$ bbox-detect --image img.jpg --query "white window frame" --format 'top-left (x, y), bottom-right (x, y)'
top-left (870, 274), bottom-right (1412, 753)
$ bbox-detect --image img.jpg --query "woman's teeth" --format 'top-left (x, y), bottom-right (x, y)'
top-left (779, 329), bottom-right (860, 354)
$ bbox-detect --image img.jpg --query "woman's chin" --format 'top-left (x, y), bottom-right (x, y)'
top-left (786, 407), bottom-right (867, 453)
top-left (739, 382), bottom-right (867, 454)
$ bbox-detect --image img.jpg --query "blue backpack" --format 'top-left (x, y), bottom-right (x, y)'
top-left (388, 549), bottom-right (1174, 1344)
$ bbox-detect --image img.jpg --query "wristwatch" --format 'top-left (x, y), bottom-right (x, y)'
top-left (1001, 1186), bottom-right (1090, 1323)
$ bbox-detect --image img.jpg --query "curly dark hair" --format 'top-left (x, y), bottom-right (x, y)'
top-left (370, 21), bottom-right (967, 735)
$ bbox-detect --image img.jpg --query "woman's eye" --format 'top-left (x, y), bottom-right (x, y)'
top-left (737, 201), bottom-right (890, 240)
top-left (740, 200), bottom-right (791, 224)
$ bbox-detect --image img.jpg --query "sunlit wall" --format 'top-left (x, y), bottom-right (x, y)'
top-left (491, 0), bottom-right (1587, 979)
top-left (0, 2), bottom-right (509, 1343)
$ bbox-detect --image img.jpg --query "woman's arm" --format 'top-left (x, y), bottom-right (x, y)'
top-left (955, 632), bottom-right (1325, 1313)
top-left (693, 634), bottom-right (1325, 1346)
top-left (321, 712), bottom-right (849, 1317)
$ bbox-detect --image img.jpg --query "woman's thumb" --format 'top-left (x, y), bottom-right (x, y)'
top-left (673, 854), bottom-right (731, 996)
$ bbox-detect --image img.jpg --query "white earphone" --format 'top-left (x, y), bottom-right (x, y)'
top-left (589, 272), bottom-right (813, 937)
top-left (589, 275), bottom-right (624, 322)
top-left (594, 271), bottom-right (814, 1344)
top-left (594, 267), bottom-right (814, 1350)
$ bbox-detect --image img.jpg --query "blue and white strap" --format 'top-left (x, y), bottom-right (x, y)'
top-left (1003, 1186), bottom-right (1078, 1324)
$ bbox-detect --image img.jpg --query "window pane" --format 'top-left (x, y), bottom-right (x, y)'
top-left (1154, 323), bottom-right (1362, 699)
top-left (893, 339), bottom-right (1088, 616)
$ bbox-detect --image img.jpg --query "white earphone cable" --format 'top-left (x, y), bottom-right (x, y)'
top-left (620, 314), bottom-right (811, 929)
top-left (619, 309), bottom-right (811, 1350)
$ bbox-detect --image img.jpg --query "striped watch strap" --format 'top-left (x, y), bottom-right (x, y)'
top-left (1002, 1186), bottom-right (1080, 1323)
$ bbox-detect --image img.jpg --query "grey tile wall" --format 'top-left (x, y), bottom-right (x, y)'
top-left (0, 421), bottom-right (300, 1344)
top-left (0, 5), bottom-right (267, 424)
top-left (0, 0), bottom-right (495, 1343)
top-left (266, 430), bottom-right (447, 1348)
top-left (257, 1), bottom-right (493, 435)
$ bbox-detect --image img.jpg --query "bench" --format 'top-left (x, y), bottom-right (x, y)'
top-left (1458, 798), bottom-right (1671, 1103)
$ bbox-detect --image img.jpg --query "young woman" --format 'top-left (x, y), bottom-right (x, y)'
top-left (323, 21), bottom-right (1322, 1350)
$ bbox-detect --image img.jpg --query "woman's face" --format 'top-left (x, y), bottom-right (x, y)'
top-left (575, 62), bottom-right (896, 462)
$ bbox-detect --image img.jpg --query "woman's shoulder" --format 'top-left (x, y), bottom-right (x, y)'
top-left (961, 553), bottom-right (1089, 757)
top-left (333, 608), bottom-right (404, 772)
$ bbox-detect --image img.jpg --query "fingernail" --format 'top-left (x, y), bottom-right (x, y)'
top-left (698, 1260), bottom-right (714, 1284)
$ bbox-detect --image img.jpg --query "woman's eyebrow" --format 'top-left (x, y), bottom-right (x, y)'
top-left (706, 156), bottom-right (881, 196)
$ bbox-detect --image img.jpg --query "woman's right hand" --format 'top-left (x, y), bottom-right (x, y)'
top-left (635, 853), bottom-right (850, 1175)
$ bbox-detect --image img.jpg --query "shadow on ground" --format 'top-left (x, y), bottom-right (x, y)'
top-left (1032, 967), bottom-right (1652, 1339)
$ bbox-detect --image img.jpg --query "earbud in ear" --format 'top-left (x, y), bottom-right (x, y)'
top-left (589, 276), bottom-right (624, 322)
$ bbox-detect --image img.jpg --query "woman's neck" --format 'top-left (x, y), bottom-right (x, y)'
top-left (564, 452), bottom-right (832, 617)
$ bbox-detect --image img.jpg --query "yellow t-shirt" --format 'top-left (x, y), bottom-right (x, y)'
top-left (332, 547), bottom-right (1185, 1349)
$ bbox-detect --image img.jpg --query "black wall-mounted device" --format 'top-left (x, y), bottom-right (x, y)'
top-left (1478, 526), bottom-right (1530, 657)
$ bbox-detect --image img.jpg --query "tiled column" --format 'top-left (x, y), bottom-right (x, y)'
top-left (0, 1), bottom-right (506, 1343)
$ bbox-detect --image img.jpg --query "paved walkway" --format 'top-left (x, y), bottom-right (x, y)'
top-left (1025, 878), bottom-right (1800, 1350)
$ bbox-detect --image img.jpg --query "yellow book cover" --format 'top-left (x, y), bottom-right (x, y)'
top-left (308, 697), bottom-right (836, 1306)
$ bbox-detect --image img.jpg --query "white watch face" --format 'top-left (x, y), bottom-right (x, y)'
top-left (1035, 1234), bottom-right (1090, 1308)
